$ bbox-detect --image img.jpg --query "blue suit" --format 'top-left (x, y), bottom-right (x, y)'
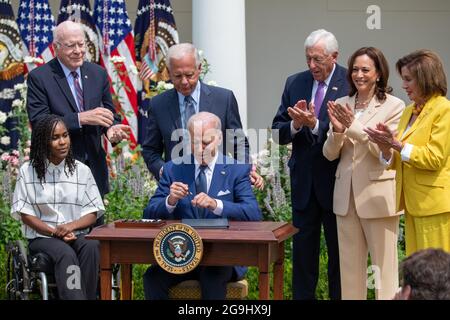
top-left (272, 64), bottom-right (349, 300)
top-left (141, 82), bottom-right (249, 179)
top-left (26, 58), bottom-right (120, 196)
top-left (143, 154), bottom-right (261, 299)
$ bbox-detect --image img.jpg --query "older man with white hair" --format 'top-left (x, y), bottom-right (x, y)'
top-left (272, 29), bottom-right (350, 300)
top-left (26, 20), bottom-right (130, 199)
top-left (141, 42), bottom-right (263, 189)
top-left (143, 111), bottom-right (261, 300)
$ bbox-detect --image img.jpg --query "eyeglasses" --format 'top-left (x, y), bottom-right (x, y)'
top-left (56, 41), bottom-right (86, 51)
top-left (306, 55), bottom-right (330, 65)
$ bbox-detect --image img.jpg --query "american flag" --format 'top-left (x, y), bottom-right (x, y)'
top-left (57, 0), bottom-right (100, 64)
top-left (17, 0), bottom-right (55, 72)
top-left (94, 0), bottom-right (138, 149)
top-left (134, 0), bottom-right (179, 82)
top-left (134, 0), bottom-right (178, 144)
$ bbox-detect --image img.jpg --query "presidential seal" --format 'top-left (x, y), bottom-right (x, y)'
top-left (153, 223), bottom-right (203, 274)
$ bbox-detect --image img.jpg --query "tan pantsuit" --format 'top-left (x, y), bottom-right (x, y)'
top-left (323, 94), bottom-right (405, 300)
top-left (337, 189), bottom-right (399, 299)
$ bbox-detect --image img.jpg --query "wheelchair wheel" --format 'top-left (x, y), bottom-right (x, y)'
top-left (5, 241), bottom-right (30, 300)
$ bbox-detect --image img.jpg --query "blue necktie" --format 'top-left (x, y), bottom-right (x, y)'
top-left (195, 165), bottom-right (208, 218)
top-left (184, 95), bottom-right (195, 128)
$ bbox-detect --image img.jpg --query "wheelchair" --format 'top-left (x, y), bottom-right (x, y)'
top-left (5, 240), bottom-right (57, 300)
top-left (5, 239), bottom-right (122, 300)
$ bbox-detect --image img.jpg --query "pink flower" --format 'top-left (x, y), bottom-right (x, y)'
top-left (10, 157), bottom-right (19, 167)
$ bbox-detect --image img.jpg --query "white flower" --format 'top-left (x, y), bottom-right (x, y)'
top-left (24, 56), bottom-right (43, 64)
top-left (12, 99), bottom-right (22, 108)
top-left (1, 136), bottom-right (11, 145)
top-left (163, 83), bottom-right (174, 90)
top-left (207, 80), bottom-right (217, 86)
top-left (156, 81), bottom-right (166, 90)
top-left (129, 64), bottom-right (138, 75)
top-left (14, 82), bottom-right (27, 91)
top-left (110, 56), bottom-right (126, 64)
top-left (0, 111), bottom-right (7, 124)
top-left (123, 151), bottom-right (132, 160)
top-left (23, 56), bottom-right (34, 63)
top-left (198, 49), bottom-right (204, 57)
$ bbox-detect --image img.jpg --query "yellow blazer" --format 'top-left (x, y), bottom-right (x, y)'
top-left (392, 95), bottom-right (450, 217)
top-left (323, 94), bottom-right (405, 218)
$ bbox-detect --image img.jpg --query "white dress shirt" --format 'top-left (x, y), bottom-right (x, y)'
top-left (58, 59), bottom-right (83, 127)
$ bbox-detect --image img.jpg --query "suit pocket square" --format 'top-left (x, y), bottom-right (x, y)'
top-left (217, 190), bottom-right (231, 196)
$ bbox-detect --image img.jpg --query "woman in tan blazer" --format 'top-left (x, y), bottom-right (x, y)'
top-left (323, 47), bottom-right (405, 300)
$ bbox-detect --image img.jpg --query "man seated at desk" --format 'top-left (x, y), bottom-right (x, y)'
top-left (143, 111), bottom-right (262, 300)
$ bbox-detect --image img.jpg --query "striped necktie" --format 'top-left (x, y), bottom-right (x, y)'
top-left (71, 71), bottom-right (84, 112)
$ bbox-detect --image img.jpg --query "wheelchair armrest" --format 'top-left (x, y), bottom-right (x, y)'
top-left (29, 252), bottom-right (54, 274)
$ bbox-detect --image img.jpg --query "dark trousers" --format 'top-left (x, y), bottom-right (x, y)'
top-left (143, 265), bottom-right (234, 300)
top-left (292, 189), bottom-right (341, 300)
top-left (29, 235), bottom-right (99, 300)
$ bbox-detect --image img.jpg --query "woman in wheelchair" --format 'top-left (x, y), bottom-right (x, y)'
top-left (11, 115), bottom-right (105, 300)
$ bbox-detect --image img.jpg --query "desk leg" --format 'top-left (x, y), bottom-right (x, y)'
top-left (273, 241), bottom-right (285, 300)
top-left (99, 241), bottom-right (112, 300)
top-left (258, 245), bottom-right (270, 300)
top-left (121, 264), bottom-right (132, 300)
top-left (258, 272), bottom-right (270, 300)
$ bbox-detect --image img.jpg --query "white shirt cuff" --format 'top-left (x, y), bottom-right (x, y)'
top-left (379, 151), bottom-right (393, 166)
top-left (77, 114), bottom-right (81, 128)
top-left (290, 120), bottom-right (302, 136)
top-left (165, 196), bottom-right (177, 213)
top-left (311, 119), bottom-right (319, 135)
top-left (401, 143), bottom-right (413, 162)
top-left (212, 199), bottom-right (223, 216)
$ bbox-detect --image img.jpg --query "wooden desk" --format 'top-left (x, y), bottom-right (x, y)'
top-left (87, 220), bottom-right (297, 300)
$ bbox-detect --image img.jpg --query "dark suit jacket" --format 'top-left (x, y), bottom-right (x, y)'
top-left (26, 58), bottom-right (120, 195)
top-left (141, 82), bottom-right (249, 178)
top-left (143, 154), bottom-right (262, 279)
top-left (271, 64), bottom-right (349, 226)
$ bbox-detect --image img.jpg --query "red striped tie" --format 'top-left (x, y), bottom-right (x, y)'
top-left (71, 71), bottom-right (84, 112)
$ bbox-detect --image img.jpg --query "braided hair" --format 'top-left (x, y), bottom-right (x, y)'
top-left (29, 115), bottom-right (76, 183)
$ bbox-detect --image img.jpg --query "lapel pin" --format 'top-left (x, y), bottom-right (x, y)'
top-left (84, 75), bottom-right (88, 79)
top-left (221, 171), bottom-right (226, 175)
top-left (332, 86), bottom-right (338, 91)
